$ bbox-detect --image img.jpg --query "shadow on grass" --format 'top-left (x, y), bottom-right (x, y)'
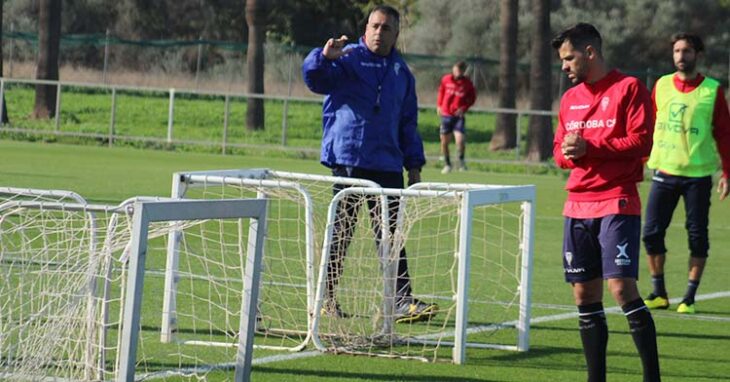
top-left (254, 366), bottom-right (497, 382)
top-left (534, 322), bottom-right (730, 342)
top-left (419, 127), bottom-right (492, 144)
top-left (469, 342), bottom-right (729, 381)
top-left (141, 324), bottom-right (236, 337)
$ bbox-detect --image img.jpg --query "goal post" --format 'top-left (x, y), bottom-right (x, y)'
top-left (449, 184), bottom-right (535, 363)
top-left (162, 168), bottom-right (379, 351)
top-left (118, 198), bottom-right (267, 382)
top-left (0, 191), bottom-right (269, 381)
top-left (310, 183), bottom-right (536, 364)
top-left (0, 186), bottom-right (89, 205)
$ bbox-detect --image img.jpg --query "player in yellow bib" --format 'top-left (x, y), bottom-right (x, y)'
top-left (643, 33), bottom-right (730, 314)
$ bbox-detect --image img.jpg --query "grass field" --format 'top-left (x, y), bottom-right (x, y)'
top-left (1, 139), bottom-right (729, 381)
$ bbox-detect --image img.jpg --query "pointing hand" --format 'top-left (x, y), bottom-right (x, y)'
top-left (323, 35), bottom-right (351, 60)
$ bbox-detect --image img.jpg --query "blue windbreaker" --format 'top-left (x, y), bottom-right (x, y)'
top-left (302, 38), bottom-right (426, 172)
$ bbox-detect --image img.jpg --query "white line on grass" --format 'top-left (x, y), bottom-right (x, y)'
top-left (530, 291), bottom-right (730, 325)
top-left (134, 290), bottom-right (729, 380)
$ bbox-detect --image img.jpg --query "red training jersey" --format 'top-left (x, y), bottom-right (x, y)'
top-left (437, 74), bottom-right (476, 116)
top-left (651, 73), bottom-right (730, 178)
top-left (554, 70), bottom-right (654, 217)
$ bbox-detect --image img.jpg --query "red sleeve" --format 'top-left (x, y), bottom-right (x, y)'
top-left (712, 86), bottom-right (730, 178)
top-left (437, 77), bottom-right (446, 109)
top-left (651, 83), bottom-right (658, 113)
top-left (584, 80), bottom-right (654, 158)
top-left (553, 112), bottom-right (576, 169)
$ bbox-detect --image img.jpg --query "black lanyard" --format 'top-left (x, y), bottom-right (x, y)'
top-left (373, 56), bottom-right (394, 114)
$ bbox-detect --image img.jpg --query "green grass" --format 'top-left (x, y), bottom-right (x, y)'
top-left (0, 84), bottom-right (550, 167)
top-left (1, 139), bottom-right (729, 381)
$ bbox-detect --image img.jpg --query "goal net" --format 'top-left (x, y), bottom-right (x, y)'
top-left (0, 189), bottom-right (267, 381)
top-left (163, 169), bottom-right (379, 351)
top-left (162, 170), bottom-right (535, 363)
top-left (311, 183), bottom-right (535, 363)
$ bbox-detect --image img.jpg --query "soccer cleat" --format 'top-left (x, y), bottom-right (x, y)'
top-left (644, 293), bottom-right (669, 310)
top-left (394, 298), bottom-right (438, 324)
top-left (676, 301), bottom-right (695, 314)
top-left (320, 299), bottom-right (350, 318)
top-left (441, 165), bottom-right (452, 174)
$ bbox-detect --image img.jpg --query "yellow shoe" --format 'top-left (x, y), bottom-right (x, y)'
top-left (394, 298), bottom-right (439, 324)
top-left (644, 294), bottom-right (669, 310)
top-left (677, 301), bottom-right (695, 314)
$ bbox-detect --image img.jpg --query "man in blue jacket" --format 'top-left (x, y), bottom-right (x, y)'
top-left (302, 5), bottom-right (436, 324)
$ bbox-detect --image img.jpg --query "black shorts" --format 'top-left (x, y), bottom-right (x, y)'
top-left (563, 214), bottom-right (641, 283)
top-left (439, 116), bottom-right (466, 135)
top-left (331, 165), bottom-right (403, 193)
top-left (642, 172), bottom-right (712, 258)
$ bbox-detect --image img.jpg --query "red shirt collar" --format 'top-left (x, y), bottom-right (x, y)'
top-left (672, 73), bottom-right (705, 92)
top-left (584, 69), bottom-right (621, 92)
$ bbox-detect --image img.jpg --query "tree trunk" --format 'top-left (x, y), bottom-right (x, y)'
top-left (526, 0), bottom-right (553, 162)
top-left (0, 0), bottom-right (8, 123)
top-left (490, 0), bottom-right (518, 151)
top-left (245, 0), bottom-right (265, 131)
top-left (33, 0), bottom-right (62, 119)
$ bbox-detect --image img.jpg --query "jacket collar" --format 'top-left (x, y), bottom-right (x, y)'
top-left (358, 36), bottom-right (398, 61)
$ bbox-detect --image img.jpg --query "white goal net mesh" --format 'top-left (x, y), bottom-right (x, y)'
top-left (0, 173), bottom-right (533, 378)
top-left (0, 190), bottom-right (266, 381)
top-left (165, 169), bottom-right (379, 351)
top-left (312, 185), bottom-right (532, 362)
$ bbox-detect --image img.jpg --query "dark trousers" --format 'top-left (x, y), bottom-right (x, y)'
top-left (326, 166), bottom-right (412, 300)
top-left (642, 172), bottom-right (712, 258)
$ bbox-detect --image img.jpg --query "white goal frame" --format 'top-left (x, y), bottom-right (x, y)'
top-left (162, 169), bottom-right (379, 351)
top-left (311, 184), bottom-right (536, 364)
top-left (117, 198), bottom-right (267, 382)
top-left (0, 191), bottom-right (267, 381)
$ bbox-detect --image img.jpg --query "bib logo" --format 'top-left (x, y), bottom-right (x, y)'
top-left (601, 96), bottom-right (610, 112)
top-left (669, 103), bottom-right (688, 122)
top-left (394, 62), bottom-right (401, 76)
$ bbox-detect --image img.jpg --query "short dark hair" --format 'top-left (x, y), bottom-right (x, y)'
top-left (551, 22), bottom-right (602, 54)
top-left (454, 61), bottom-right (467, 72)
top-left (671, 32), bottom-right (704, 53)
top-left (369, 5), bottom-right (400, 30)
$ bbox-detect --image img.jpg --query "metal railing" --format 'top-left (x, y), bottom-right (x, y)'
top-left (0, 77), bottom-right (557, 161)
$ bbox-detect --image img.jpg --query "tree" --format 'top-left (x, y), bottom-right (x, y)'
top-left (490, 0), bottom-right (518, 151)
top-left (245, 0), bottom-right (265, 130)
top-left (33, 0), bottom-right (62, 119)
top-left (526, 0), bottom-right (552, 161)
top-left (0, 0), bottom-right (8, 123)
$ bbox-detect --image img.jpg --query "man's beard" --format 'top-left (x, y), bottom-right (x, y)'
top-left (676, 60), bottom-right (696, 73)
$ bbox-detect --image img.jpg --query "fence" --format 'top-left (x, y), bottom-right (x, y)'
top-left (13, 32), bottom-right (726, 164)
top-left (0, 77), bottom-right (556, 162)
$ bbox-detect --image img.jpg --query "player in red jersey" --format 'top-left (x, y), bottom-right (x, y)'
top-left (437, 61), bottom-right (476, 173)
top-left (553, 23), bottom-right (660, 382)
